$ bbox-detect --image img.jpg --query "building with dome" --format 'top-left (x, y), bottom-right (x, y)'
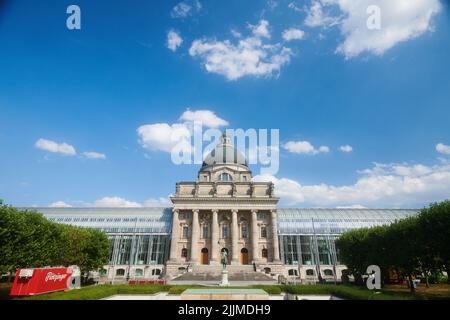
top-left (166, 133), bottom-right (283, 276)
top-left (32, 133), bottom-right (419, 283)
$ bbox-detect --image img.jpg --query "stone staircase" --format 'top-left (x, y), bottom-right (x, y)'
top-left (192, 264), bottom-right (255, 275)
top-left (171, 264), bottom-right (276, 282)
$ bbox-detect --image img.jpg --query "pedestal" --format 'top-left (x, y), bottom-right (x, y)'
top-left (220, 270), bottom-right (229, 286)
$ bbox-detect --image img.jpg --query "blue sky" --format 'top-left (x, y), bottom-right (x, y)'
top-left (1, 0), bottom-right (450, 208)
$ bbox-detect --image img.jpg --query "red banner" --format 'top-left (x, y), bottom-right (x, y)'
top-left (10, 267), bottom-right (77, 296)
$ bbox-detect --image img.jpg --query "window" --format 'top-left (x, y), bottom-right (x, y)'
top-left (182, 226), bottom-right (189, 239)
top-left (288, 269), bottom-right (298, 276)
top-left (258, 212), bottom-right (268, 220)
top-left (219, 173), bottom-right (232, 181)
top-left (241, 224), bottom-right (248, 238)
top-left (242, 176), bottom-right (247, 182)
top-left (221, 224), bottom-right (229, 239)
top-left (264, 267), bottom-right (271, 274)
top-left (261, 248), bottom-right (268, 258)
top-left (99, 268), bottom-right (107, 277)
top-left (152, 269), bottom-right (161, 276)
top-left (306, 269), bottom-right (315, 276)
top-left (181, 248), bottom-right (188, 258)
top-left (116, 269), bottom-right (125, 277)
top-left (323, 269), bottom-right (334, 276)
top-left (260, 225), bottom-right (267, 238)
top-left (134, 269), bottom-right (144, 277)
top-left (202, 225), bottom-right (209, 239)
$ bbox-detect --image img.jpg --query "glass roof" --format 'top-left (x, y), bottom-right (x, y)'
top-left (277, 208), bottom-right (419, 235)
top-left (23, 207), bottom-right (420, 236)
top-left (26, 207), bottom-right (172, 235)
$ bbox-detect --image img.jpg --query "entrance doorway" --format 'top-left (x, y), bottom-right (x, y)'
top-left (240, 248), bottom-right (249, 265)
top-left (201, 248), bottom-right (209, 264)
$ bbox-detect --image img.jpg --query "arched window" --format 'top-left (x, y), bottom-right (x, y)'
top-left (264, 267), bottom-right (271, 274)
top-left (261, 248), bottom-right (268, 258)
top-left (181, 248), bottom-right (188, 258)
top-left (288, 269), bottom-right (298, 276)
top-left (134, 268), bottom-right (144, 277)
top-left (306, 269), bottom-right (315, 276)
top-left (219, 173), bottom-right (232, 181)
top-left (99, 268), bottom-right (107, 276)
top-left (116, 268), bottom-right (125, 276)
top-left (323, 269), bottom-right (334, 276)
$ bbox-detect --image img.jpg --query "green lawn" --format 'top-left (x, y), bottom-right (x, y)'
top-left (16, 283), bottom-right (429, 300)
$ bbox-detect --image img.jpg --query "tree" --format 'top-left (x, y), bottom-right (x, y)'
top-left (336, 200), bottom-right (450, 291)
top-left (0, 204), bottom-right (110, 281)
top-left (418, 200), bottom-right (450, 283)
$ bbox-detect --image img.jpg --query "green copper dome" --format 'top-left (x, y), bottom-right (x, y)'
top-left (202, 133), bottom-right (248, 168)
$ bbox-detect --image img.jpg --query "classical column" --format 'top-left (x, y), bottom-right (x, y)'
top-left (271, 209), bottom-right (281, 262)
top-left (169, 209), bottom-right (179, 261)
top-left (251, 209), bottom-right (259, 262)
top-left (211, 209), bottom-right (219, 264)
top-left (190, 209), bottom-right (200, 263)
top-left (231, 209), bottom-right (239, 264)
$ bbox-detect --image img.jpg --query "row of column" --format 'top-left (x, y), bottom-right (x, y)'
top-left (169, 209), bottom-right (280, 264)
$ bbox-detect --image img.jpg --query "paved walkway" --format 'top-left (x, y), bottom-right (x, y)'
top-left (103, 293), bottom-right (341, 300)
top-left (170, 272), bottom-right (277, 282)
top-left (168, 280), bottom-right (278, 286)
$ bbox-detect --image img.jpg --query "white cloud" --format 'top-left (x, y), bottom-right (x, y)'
top-left (179, 109), bottom-right (229, 128)
top-left (231, 29), bottom-right (242, 38)
top-left (303, 0), bottom-right (442, 58)
top-left (91, 196), bottom-right (142, 208)
top-left (82, 151), bottom-right (106, 159)
top-left (335, 0), bottom-right (442, 58)
top-left (143, 197), bottom-right (172, 207)
top-left (254, 174), bottom-right (306, 204)
top-left (189, 21), bottom-right (292, 81)
top-left (339, 145), bottom-right (353, 153)
top-left (336, 204), bottom-right (367, 209)
top-left (137, 109), bottom-right (228, 153)
top-left (284, 140), bottom-right (329, 155)
top-left (49, 197), bottom-right (171, 208)
top-left (171, 1), bottom-right (201, 18)
top-left (35, 138), bottom-right (76, 156)
top-left (304, 0), bottom-right (341, 28)
top-left (137, 122), bottom-right (191, 153)
top-left (288, 2), bottom-right (303, 12)
top-left (282, 28), bottom-right (305, 41)
top-left (49, 201), bottom-right (72, 208)
top-left (249, 20), bottom-right (271, 39)
top-left (167, 30), bottom-right (183, 52)
top-left (436, 143), bottom-right (450, 155)
top-left (254, 160), bottom-right (450, 207)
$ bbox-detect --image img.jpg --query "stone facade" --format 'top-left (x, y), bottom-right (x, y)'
top-left (166, 133), bottom-right (283, 276)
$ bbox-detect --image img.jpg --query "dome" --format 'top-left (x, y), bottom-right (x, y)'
top-left (201, 133), bottom-right (248, 168)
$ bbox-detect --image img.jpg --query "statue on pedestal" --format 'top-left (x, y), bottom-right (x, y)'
top-left (220, 249), bottom-right (229, 286)
top-left (221, 250), bottom-right (228, 270)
